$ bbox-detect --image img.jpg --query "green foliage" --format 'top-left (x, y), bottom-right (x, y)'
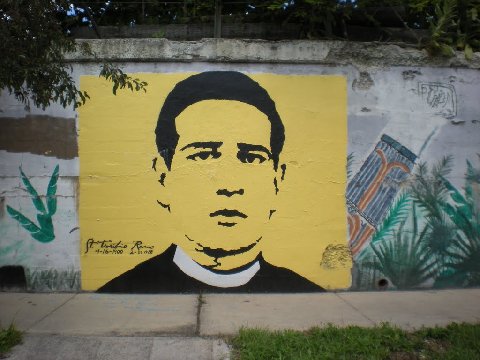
top-left (363, 156), bottom-right (480, 289)
top-left (410, 156), bottom-right (480, 287)
top-left (370, 192), bottom-right (411, 245)
top-left (74, 0), bottom-right (215, 26)
top-left (0, 0), bottom-right (86, 109)
top-left (6, 165), bottom-right (59, 243)
top-left (152, 29), bottom-right (166, 38)
top-left (426, 0), bottom-right (458, 56)
top-left (410, 155), bottom-right (453, 219)
top-left (439, 176), bottom-right (480, 286)
top-left (0, 0), bottom-right (148, 110)
top-left (0, 324), bottom-right (22, 357)
top-left (37, 0), bottom-right (479, 56)
top-left (368, 203), bottom-right (437, 289)
top-left (232, 324), bottom-right (415, 360)
top-left (232, 323), bottom-right (480, 360)
top-left (46, 165), bottom-right (59, 216)
top-left (354, 193), bottom-right (412, 289)
top-left (266, 0), bottom-right (343, 39)
top-left (100, 63), bottom-right (148, 95)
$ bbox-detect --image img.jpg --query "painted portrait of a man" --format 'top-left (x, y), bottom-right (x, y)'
top-left (79, 70), bottom-right (349, 293)
top-left (97, 71), bottom-right (324, 293)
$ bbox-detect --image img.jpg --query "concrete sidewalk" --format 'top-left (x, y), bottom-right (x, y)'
top-left (1, 289), bottom-right (480, 359)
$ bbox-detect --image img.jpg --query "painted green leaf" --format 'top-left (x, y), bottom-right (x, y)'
top-left (7, 205), bottom-right (42, 235)
top-left (371, 193), bottom-right (410, 244)
top-left (37, 213), bottom-right (54, 237)
top-left (46, 165), bottom-right (59, 216)
top-left (7, 206), bottom-right (55, 243)
top-left (442, 202), bottom-right (465, 227)
top-left (434, 268), bottom-right (462, 288)
top-left (19, 167), bottom-right (46, 214)
top-left (31, 230), bottom-right (54, 243)
top-left (441, 176), bottom-right (467, 206)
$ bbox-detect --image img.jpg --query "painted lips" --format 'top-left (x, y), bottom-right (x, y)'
top-left (209, 209), bottom-right (247, 227)
top-left (209, 209), bottom-right (248, 218)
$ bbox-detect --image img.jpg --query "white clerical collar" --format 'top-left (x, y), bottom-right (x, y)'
top-left (173, 245), bottom-right (260, 288)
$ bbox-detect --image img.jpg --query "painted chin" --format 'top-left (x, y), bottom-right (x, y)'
top-left (184, 234), bottom-right (263, 268)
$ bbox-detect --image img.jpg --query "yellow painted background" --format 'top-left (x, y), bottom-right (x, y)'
top-left (79, 73), bottom-right (349, 290)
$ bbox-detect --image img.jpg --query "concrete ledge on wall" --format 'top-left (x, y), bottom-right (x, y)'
top-left (66, 38), bottom-right (480, 68)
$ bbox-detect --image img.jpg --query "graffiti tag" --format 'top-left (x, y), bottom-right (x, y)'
top-left (418, 82), bottom-right (457, 119)
top-left (85, 238), bottom-right (154, 255)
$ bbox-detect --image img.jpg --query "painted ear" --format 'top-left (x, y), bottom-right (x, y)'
top-left (152, 156), bottom-right (170, 212)
top-left (159, 173), bottom-right (166, 187)
top-left (156, 180), bottom-right (171, 212)
top-left (273, 163), bottom-right (286, 196)
top-left (152, 156), bottom-right (168, 187)
top-left (270, 164), bottom-right (286, 219)
top-left (280, 163), bottom-right (287, 182)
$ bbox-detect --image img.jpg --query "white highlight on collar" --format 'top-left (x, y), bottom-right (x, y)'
top-left (173, 246), bottom-right (260, 288)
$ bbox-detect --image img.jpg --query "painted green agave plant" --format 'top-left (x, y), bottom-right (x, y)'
top-left (6, 165), bottom-right (59, 243)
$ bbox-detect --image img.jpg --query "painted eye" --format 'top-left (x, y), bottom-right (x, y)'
top-left (186, 151), bottom-right (220, 161)
top-left (237, 152), bottom-right (267, 164)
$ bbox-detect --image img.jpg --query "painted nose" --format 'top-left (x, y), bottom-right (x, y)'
top-left (216, 188), bottom-right (244, 197)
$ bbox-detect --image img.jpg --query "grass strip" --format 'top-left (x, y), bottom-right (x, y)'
top-left (231, 323), bottom-right (480, 360)
top-left (0, 324), bottom-right (22, 357)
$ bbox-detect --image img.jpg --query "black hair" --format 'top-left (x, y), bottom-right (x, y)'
top-left (155, 71), bottom-right (285, 170)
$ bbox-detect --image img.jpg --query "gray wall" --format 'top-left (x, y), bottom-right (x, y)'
top-left (1, 39), bottom-right (479, 292)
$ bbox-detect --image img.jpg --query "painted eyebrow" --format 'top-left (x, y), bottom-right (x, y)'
top-left (237, 143), bottom-right (272, 159)
top-left (180, 141), bottom-right (223, 151)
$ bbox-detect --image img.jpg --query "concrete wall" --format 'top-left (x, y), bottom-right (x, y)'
top-left (1, 39), bottom-right (479, 292)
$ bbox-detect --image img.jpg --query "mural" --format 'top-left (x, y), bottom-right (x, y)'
top-left (1, 62), bottom-right (478, 294)
top-left (79, 72), bottom-right (350, 292)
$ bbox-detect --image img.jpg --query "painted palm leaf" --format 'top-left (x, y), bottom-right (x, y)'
top-left (7, 205), bottom-right (41, 234)
top-left (46, 165), bottom-right (59, 216)
top-left (441, 202), bottom-right (476, 240)
top-left (443, 233), bottom-right (480, 286)
top-left (434, 158), bottom-right (480, 287)
top-left (19, 167), bottom-right (47, 214)
top-left (370, 193), bottom-right (411, 244)
top-left (6, 205), bottom-right (54, 243)
top-left (369, 203), bottom-right (436, 289)
top-left (410, 157), bottom-right (452, 220)
top-left (441, 175), bottom-right (472, 218)
top-left (37, 213), bottom-right (54, 237)
top-left (464, 160), bottom-right (476, 205)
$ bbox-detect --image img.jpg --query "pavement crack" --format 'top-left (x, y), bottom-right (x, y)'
top-left (195, 292), bottom-right (205, 336)
top-left (334, 293), bottom-right (376, 325)
top-left (26, 293), bottom-right (77, 332)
